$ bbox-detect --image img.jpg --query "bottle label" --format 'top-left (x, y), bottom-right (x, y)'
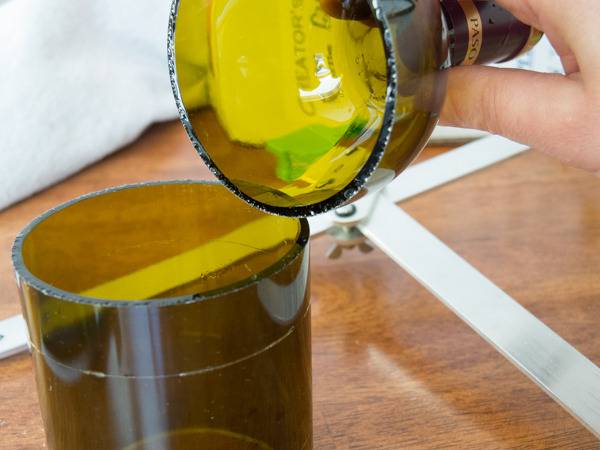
top-left (457, 0), bottom-right (483, 65)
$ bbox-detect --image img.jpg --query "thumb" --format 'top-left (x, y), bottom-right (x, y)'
top-left (440, 66), bottom-right (598, 171)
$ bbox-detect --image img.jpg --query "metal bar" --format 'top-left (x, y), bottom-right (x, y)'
top-left (309, 135), bottom-right (529, 233)
top-left (0, 315), bottom-right (28, 360)
top-left (430, 126), bottom-right (488, 145)
top-left (308, 213), bottom-right (334, 238)
top-left (385, 135), bottom-right (528, 203)
top-left (359, 195), bottom-right (600, 438)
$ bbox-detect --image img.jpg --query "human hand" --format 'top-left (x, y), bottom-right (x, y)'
top-left (443, 0), bottom-right (600, 175)
top-left (322, 0), bottom-right (600, 175)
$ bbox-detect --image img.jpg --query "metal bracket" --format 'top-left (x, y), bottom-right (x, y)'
top-left (360, 194), bottom-right (600, 438)
top-left (0, 315), bottom-right (28, 360)
top-left (311, 135), bottom-right (600, 437)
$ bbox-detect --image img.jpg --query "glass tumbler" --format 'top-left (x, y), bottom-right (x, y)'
top-left (12, 181), bottom-right (312, 450)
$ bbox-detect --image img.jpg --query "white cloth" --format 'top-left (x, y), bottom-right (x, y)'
top-left (0, 0), bottom-right (178, 210)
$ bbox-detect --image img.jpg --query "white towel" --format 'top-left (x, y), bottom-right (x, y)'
top-left (0, 0), bottom-right (178, 210)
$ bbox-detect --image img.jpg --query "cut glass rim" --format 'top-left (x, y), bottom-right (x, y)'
top-left (12, 180), bottom-right (310, 308)
top-left (167, 0), bottom-right (398, 217)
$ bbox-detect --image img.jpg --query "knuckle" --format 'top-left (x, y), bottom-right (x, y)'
top-left (481, 81), bottom-right (509, 136)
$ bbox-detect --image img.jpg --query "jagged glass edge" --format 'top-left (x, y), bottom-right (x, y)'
top-left (167, 0), bottom-right (398, 218)
top-left (12, 180), bottom-right (310, 308)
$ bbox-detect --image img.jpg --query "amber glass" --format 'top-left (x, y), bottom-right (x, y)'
top-left (169, 0), bottom-right (445, 216)
top-left (12, 181), bottom-right (312, 450)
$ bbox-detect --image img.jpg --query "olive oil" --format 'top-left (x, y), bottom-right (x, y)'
top-left (15, 182), bottom-right (312, 450)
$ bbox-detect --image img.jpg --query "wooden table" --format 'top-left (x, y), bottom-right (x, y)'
top-left (1, 122), bottom-right (599, 449)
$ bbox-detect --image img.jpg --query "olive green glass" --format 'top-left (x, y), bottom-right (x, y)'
top-left (12, 181), bottom-right (312, 450)
top-left (169, 0), bottom-right (445, 216)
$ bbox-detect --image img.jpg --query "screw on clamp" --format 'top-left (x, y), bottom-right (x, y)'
top-left (326, 223), bottom-right (374, 260)
top-left (335, 205), bottom-right (357, 218)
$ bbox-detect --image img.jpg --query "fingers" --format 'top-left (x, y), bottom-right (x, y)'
top-left (495, 0), bottom-right (541, 27)
top-left (443, 0), bottom-right (600, 172)
top-left (441, 65), bottom-right (600, 172)
top-left (496, 0), bottom-right (576, 75)
top-left (498, 0), bottom-right (600, 84)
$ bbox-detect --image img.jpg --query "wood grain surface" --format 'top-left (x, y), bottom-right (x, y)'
top-left (1, 121), bottom-right (599, 449)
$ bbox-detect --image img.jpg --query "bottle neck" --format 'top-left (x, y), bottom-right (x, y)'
top-left (441, 0), bottom-right (543, 66)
